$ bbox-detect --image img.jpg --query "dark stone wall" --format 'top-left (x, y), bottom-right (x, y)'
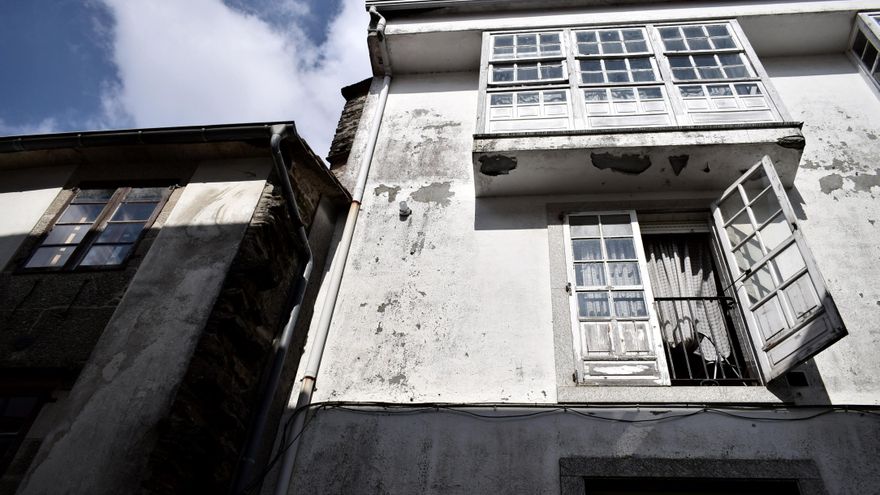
top-left (142, 155), bottom-right (344, 494)
top-left (326, 78), bottom-right (372, 170)
top-left (0, 188), bottom-right (181, 373)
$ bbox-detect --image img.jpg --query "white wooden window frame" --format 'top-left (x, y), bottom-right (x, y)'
top-left (488, 60), bottom-right (568, 85)
top-left (486, 88), bottom-right (573, 132)
top-left (577, 57), bottom-right (660, 85)
top-left (677, 82), bottom-right (772, 114)
top-left (558, 156), bottom-right (847, 386)
top-left (476, 20), bottom-right (787, 133)
top-left (562, 210), bottom-right (671, 385)
top-left (572, 27), bottom-right (653, 56)
top-left (490, 31), bottom-right (565, 61)
top-left (848, 11), bottom-right (880, 93)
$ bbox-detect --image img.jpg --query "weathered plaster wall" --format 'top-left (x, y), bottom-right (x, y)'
top-left (313, 72), bottom-right (558, 404)
top-left (0, 166), bottom-right (74, 271)
top-left (291, 407), bottom-right (878, 495)
top-left (766, 54), bottom-right (880, 405)
top-left (17, 159), bottom-right (270, 495)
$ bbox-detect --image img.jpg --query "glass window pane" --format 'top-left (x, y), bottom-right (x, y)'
top-left (773, 242), bottom-right (806, 282)
top-left (58, 203), bottom-right (105, 224)
top-left (584, 89), bottom-right (607, 101)
top-left (492, 67), bottom-right (514, 82)
top-left (605, 238), bottom-right (636, 260)
top-left (603, 42), bottom-right (624, 54)
top-left (539, 33), bottom-right (560, 43)
top-left (516, 34), bottom-right (537, 45)
top-left (542, 43), bottom-right (562, 56)
top-left (688, 38), bottom-right (711, 50)
top-left (578, 292), bottom-right (610, 318)
top-left (75, 189), bottom-right (115, 201)
top-left (669, 56), bottom-right (693, 68)
top-left (44, 225), bottom-right (89, 245)
top-left (25, 246), bottom-right (75, 268)
top-left (861, 43), bottom-right (877, 66)
top-left (605, 59), bottom-right (626, 71)
top-left (600, 31), bottom-right (621, 41)
top-left (490, 94), bottom-right (512, 106)
top-left (622, 30), bottom-right (644, 41)
top-left (708, 85), bottom-right (733, 96)
top-left (517, 92), bottom-right (539, 104)
top-left (517, 66), bottom-right (539, 80)
top-left (698, 68), bottom-right (723, 79)
top-left (638, 87), bottom-right (663, 99)
top-left (570, 215), bottom-right (600, 236)
top-left (658, 27), bottom-right (680, 40)
top-left (628, 58), bottom-right (652, 70)
top-left (750, 189), bottom-right (781, 225)
top-left (632, 71), bottom-right (656, 82)
top-left (518, 44), bottom-right (538, 57)
top-left (111, 202), bottom-right (158, 222)
top-left (784, 273), bottom-right (821, 320)
top-left (493, 46), bottom-right (514, 58)
top-left (575, 263), bottom-right (606, 287)
top-left (725, 210), bottom-right (755, 246)
top-left (733, 235), bottom-right (764, 271)
top-left (544, 91), bottom-right (566, 102)
top-left (607, 262), bottom-right (641, 286)
top-left (576, 31), bottom-right (597, 42)
top-left (98, 223), bottom-right (146, 243)
top-left (723, 66), bottom-right (748, 78)
top-left (664, 39), bottom-right (687, 51)
top-left (125, 188), bottom-right (167, 201)
top-left (742, 168), bottom-right (772, 200)
top-left (612, 290), bottom-right (647, 317)
top-left (583, 72), bottom-right (606, 84)
top-left (573, 239), bottom-right (603, 260)
top-left (79, 244), bottom-right (133, 266)
top-left (706, 25), bottom-right (730, 37)
top-left (607, 72), bottom-right (631, 83)
top-left (745, 262), bottom-right (777, 303)
top-left (682, 26), bottom-right (705, 38)
top-left (601, 215), bottom-right (633, 236)
top-left (734, 83), bottom-right (761, 95)
top-left (679, 86), bottom-right (704, 97)
top-left (581, 60), bottom-right (602, 71)
top-left (494, 35), bottom-right (514, 47)
top-left (673, 68), bottom-right (697, 80)
top-left (540, 64), bottom-right (563, 79)
top-left (611, 88), bottom-right (635, 100)
top-left (712, 37), bottom-right (736, 49)
top-left (718, 189), bottom-right (745, 223)
top-left (579, 42), bottom-right (600, 55)
top-left (759, 213), bottom-right (792, 252)
top-left (853, 31), bottom-right (868, 55)
top-left (625, 41), bottom-right (648, 53)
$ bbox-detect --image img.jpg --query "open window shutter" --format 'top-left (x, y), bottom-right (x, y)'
top-left (711, 156), bottom-right (846, 381)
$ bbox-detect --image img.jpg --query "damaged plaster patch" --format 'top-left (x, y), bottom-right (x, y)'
top-left (668, 155), bottom-right (689, 176)
top-left (373, 184), bottom-right (401, 203)
top-left (819, 174), bottom-right (844, 194)
top-left (410, 231), bottom-right (426, 256)
top-left (478, 154), bottom-right (517, 176)
top-left (777, 135), bottom-right (806, 150)
top-left (591, 152), bottom-right (651, 175)
top-left (411, 182), bottom-right (454, 207)
top-left (851, 169), bottom-right (880, 193)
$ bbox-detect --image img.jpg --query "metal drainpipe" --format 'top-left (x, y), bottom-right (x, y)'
top-left (272, 8), bottom-right (392, 495)
top-left (232, 124), bottom-right (313, 495)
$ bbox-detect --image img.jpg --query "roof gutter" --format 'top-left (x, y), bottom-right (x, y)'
top-left (272, 9), bottom-right (393, 495)
top-left (232, 124), bottom-right (315, 494)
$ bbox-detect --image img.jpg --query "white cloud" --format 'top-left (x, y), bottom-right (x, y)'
top-left (96, 0), bottom-right (371, 158)
top-left (0, 117), bottom-right (58, 136)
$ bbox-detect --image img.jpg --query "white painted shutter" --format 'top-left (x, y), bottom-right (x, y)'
top-left (711, 156), bottom-right (846, 381)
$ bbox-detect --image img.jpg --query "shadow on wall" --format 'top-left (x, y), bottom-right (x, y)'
top-left (762, 53), bottom-right (860, 78)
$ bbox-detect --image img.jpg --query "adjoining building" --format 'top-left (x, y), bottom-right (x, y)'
top-left (265, 1), bottom-right (880, 494)
top-left (0, 123), bottom-right (351, 494)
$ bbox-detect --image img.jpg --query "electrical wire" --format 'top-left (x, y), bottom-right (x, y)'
top-left (243, 400), bottom-right (880, 492)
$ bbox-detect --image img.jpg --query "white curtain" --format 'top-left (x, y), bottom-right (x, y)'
top-left (644, 236), bottom-right (730, 362)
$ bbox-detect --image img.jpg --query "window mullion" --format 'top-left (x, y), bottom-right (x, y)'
top-left (649, 23), bottom-right (686, 126)
top-left (565, 28), bottom-right (587, 130)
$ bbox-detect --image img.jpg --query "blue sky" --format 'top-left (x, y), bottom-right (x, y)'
top-left (0, 0), bottom-right (371, 157)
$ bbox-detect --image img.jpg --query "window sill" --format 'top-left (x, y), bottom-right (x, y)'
top-left (472, 122), bottom-right (804, 197)
top-left (557, 384), bottom-right (794, 405)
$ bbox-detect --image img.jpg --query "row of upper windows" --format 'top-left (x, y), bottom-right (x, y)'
top-left (851, 13), bottom-right (880, 89)
top-left (479, 21), bottom-right (783, 133)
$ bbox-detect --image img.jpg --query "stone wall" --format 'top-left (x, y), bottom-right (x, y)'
top-left (142, 152), bottom-right (345, 493)
top-left (326, 78), bottom-right (372, 170)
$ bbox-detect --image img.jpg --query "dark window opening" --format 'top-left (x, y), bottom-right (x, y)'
top-left (585, 477), bottom-right (801, 494)
top-left (0, 395), bottom-right (46, 474)
top-left (643, 233), bottom-right (758, 386)
top-left (22, 186), bottom-right (171, 271)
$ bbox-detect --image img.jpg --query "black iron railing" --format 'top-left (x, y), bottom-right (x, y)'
top-left (653, 296), bottom-right (757, 386)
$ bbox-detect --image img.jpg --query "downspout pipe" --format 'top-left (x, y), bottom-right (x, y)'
top-left (272, 8), bottom-right (392, 495)
top-left (232, 124), bottom-right (314, 494)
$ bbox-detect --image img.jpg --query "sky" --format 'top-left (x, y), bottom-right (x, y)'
top-left (0, 0), bottom-right (372, 158)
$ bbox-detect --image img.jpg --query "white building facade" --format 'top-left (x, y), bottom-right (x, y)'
top-left (270, 2), bottom-right (880, 494)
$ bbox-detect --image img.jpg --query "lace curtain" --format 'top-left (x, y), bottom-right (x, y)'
top-left (643, 235), bottom-right (731, 362)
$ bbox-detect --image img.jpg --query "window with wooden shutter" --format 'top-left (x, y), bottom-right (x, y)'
top-left (711, 156), bottom-right (847, 381)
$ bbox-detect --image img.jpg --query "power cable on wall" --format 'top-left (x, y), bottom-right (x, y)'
top-left (245, 401), bottom-right (880, 493)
